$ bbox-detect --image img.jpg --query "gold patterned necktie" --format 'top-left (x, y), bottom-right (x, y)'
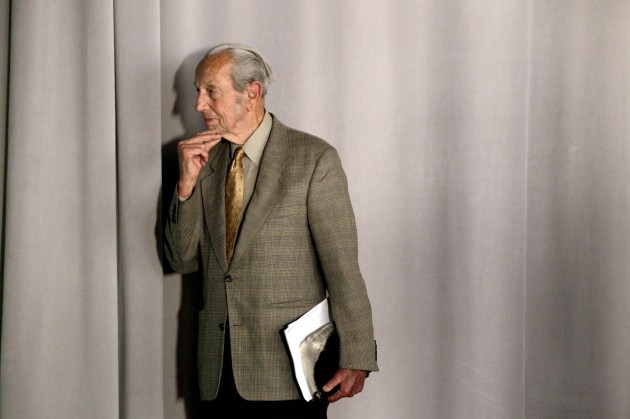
top-left (225, 147), bottom-right (246, 265)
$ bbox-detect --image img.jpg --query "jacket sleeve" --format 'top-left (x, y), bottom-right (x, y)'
top-left (164, 187), bottom-right (203, 274)
top-left (307, 147), bottom-right (379, 373)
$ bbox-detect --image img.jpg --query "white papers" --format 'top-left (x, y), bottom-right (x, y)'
top-left (283, 298), bottom-right (332, 401)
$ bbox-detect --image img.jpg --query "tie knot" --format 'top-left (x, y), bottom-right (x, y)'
top-left (233, 147), bottom-right (245, 162)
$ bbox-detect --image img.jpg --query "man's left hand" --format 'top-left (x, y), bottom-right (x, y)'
top-left (322, 368), bottom-right (367, 403)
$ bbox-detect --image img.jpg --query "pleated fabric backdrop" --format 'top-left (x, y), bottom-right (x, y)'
top-left (1, 1), bottom-right (629, 418)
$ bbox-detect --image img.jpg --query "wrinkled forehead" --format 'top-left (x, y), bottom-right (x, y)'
top-left (194, 52), bottom-right (233, 86)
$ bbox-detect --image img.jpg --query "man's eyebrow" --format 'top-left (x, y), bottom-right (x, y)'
top-left (194, 80), bottom-right (218, 89)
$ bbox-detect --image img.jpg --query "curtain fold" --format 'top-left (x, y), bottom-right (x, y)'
top-left (113, 0), bottom-right (163, 417)
top-left (0, 0), bottom-right (10, 321)
top-left (525, 1), bottom-right (630, 416)
top-left (1, 1), bottom-right (629, 418)
top-left (1, 1), bottom-right (120, 418)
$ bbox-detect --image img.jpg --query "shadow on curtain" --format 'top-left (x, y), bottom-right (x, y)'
top-left (159, 49), bottom-right (211, 419)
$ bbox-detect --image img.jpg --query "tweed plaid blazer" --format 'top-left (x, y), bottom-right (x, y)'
top-left (165, 115), bottom-right (378, 401)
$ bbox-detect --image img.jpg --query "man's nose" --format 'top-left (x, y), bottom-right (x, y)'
top-left (195, 92), bottom-right (208, 112)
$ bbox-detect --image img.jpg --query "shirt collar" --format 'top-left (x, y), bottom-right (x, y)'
top-left (230, 111), bottom-right (272, 167)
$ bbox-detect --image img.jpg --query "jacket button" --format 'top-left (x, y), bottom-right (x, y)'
top-left (219, 323), bottom-right (225, 331)
top-left (224, 275), bottom-right (233, 282)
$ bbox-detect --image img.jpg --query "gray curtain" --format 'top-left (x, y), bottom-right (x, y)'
top-left (2, 1), bottom-right (629, 418)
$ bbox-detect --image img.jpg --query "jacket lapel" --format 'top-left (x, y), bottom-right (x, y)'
top-left (231, 117), bottom-right (289, 266)
top-left (200, 140), bottom-right (230, 271)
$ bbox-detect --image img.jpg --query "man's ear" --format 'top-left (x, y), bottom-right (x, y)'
top-left (246, 81), bottom-right (263, 102)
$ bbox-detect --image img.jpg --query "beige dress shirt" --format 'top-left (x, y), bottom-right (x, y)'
top-left (229, 110), bottom-right (272, 216)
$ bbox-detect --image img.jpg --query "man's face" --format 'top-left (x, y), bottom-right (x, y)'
top-left (194, 53), bottom-right (249, 141)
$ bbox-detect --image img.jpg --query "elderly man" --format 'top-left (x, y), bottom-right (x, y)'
top-left (165, 43), bottom-right (378, 418)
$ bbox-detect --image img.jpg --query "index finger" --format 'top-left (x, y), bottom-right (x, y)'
top-left (196, 129), bottom-right (223, 138)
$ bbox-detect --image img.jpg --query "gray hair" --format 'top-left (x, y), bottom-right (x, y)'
top-left (205, 43), bottom-right (274, 97)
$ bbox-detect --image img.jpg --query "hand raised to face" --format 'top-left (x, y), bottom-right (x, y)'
top-left (176, 131), bottom-right (222, 198)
